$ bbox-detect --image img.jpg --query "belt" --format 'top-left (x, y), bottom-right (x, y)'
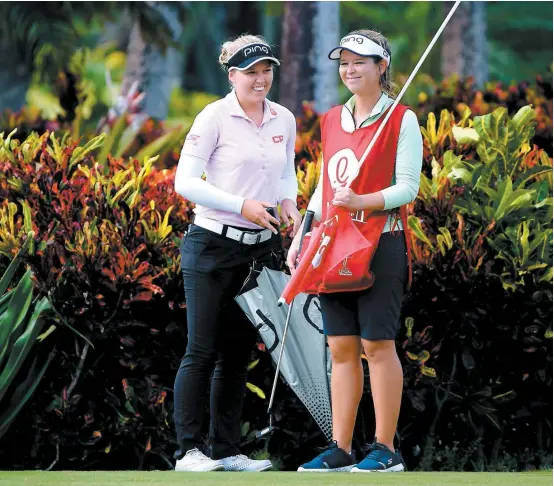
top-left (193, 215), bottom-right (273, 245)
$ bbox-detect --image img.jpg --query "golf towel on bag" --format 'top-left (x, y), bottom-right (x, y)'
top-left (235, 268), bottom-right (332, 440)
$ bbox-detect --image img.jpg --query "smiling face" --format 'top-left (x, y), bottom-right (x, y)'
top-left (229, 60), bottom-right (274, 104)
top-left (339, 50), bottom-right (387, 96)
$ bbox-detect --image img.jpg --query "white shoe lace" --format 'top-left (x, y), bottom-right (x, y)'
top-left (184, 448), bottom-right (210, 461)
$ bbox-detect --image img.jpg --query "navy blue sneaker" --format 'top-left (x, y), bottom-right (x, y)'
top-left (351, 441), bottom-right (404, 472)
top-left (297, 441), bottom-right (355, 472)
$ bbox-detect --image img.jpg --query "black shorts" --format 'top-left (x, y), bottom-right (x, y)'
top-left (319, 232), bottom-right (408, 341)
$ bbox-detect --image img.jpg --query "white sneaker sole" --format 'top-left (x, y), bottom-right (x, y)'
top-left (224, 461), bottom-right (273, 472)
top-left (175, 462), bottom-right (225, 472)
top-left (351, 464), bottom-right (404, 473)
top-left (297, 465), bottom-right (353, 472)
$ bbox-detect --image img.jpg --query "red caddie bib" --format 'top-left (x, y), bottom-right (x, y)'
top-left (280, 103), bottom-right (414, 305)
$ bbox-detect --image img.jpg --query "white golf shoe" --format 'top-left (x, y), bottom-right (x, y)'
top-left (175, 448), bottom-right (225, 472)
top-left (220, 454), bottom-right (273, 472)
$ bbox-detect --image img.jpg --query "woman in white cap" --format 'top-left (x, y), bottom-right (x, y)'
top-left (289, 29), bottom-right (423, 473)
top-left (173, 34), bottom-right (301, 472)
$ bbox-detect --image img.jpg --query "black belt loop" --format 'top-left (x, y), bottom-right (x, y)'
top-left (221, 225), bottom-right (228, 238)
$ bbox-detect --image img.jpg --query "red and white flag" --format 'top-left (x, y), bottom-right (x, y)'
top-left (279, 206), bottom-right (381, 305)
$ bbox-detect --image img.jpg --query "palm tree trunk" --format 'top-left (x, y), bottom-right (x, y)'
top-left (313, 1), bottom-right (340, 114)
top-left (279, 1), bottom-right (316, 117)
top-left (463, 1), bottom-right (488, 88)
top-left (121, 2), bottom-right (182, 121)
top-left (441, 1), bottom-right (488, 87)
top-left (441, 1), bottom-right (467, 79)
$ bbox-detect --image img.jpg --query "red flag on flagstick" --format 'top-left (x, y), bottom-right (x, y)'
top-left (279, 205), bottom-right (389, 306)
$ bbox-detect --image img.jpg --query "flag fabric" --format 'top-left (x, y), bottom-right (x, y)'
top-left (279, 205), bottom-right (388, 305)
top-left (235, 268), bottom-right (333, 440)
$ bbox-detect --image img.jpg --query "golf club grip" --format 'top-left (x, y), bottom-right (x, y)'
top-left (298, 210), bottom-right (314, 255)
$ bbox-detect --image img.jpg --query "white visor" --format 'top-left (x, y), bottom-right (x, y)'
top-left (328, 34), bottom-right (391, 66)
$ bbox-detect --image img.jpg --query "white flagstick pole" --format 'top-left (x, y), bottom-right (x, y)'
top-left (349, 0), bottom-right (462, 184)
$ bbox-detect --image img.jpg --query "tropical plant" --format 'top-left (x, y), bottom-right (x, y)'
top-left (418, 106), bottom-right (553, 291)
top-left (412, 72), bottom-right (552, 156)
top-left (291, 99), bottom-right (552, 472)
top-left (0, 232), bottom-right (55, 440)
top-left (0, 71), bottom-right (552, 471)
top-left (0, 2), bottom-right (187, 113)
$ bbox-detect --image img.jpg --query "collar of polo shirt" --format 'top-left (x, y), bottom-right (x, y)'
top-left (328, 34), bottom-right (391, 67)
top-left (227, 90), bottom-right (279, 122)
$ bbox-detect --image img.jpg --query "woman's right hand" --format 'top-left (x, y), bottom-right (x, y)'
top-left (241, 199), bottom-right (280, 234)
top-left (286, 233), bottom-right (301, 274)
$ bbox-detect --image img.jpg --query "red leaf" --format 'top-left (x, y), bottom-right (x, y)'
top-left (132, 261), bottom-right (151, 280)
top-left (131, 291), bottom-right (153, 302)
top-left (102, 268), bottom-right (117, 282)
top-left (138, 279), bottom-right (164, 295)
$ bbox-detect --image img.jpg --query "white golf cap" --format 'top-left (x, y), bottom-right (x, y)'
top-left (328, 33), bottom-right (391, 66)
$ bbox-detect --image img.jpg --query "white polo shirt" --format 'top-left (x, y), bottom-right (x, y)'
top-left (178, 90), bottom-right (297, 229)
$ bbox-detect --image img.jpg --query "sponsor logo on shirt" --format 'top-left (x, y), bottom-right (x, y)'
top-left (185, 133), bottom-right (200, 145)
top-left (272, 135), bottom-right (284, 143)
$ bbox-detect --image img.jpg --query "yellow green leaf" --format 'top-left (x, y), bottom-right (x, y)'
top-left (452, 126), bottom-right (479, 145)
top-left (408, 216), bottom-right (433, 249)
top-left (37, 325), bottom-right (57, 342)
top-left (246, 383), bottom-right (266, 399)
top-left (418, 350), bottom-right (431, 363)
top-left (421, 365), bottom-right (436, 378)
top-left (247, 359), bottom-right (260, 371)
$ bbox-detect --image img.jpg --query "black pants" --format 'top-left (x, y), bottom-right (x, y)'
top-left (174, 223), bottom-right (281, 460)
top-left (319, 232), bottom-right (408, 340)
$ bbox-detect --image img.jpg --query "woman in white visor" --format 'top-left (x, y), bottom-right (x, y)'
top-left (173, 34), bottom-right (301, 472)
top-left (290, 29), bottom-right (423, 473)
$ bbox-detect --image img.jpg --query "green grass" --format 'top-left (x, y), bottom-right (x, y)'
top-left (0, 471), bottom-right (552, 486)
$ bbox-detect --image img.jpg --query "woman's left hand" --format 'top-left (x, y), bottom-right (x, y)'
top-left (280, 199), bottom-right (302, 237)
top-left (332, 187), bottom-right (365, 211)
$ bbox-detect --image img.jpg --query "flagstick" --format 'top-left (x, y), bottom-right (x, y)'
top-left (349, 0), bottom-right (462, 184)
top-left (267, 302), bottom-right (294, 414)
top-left (266, 0), bottom-right (461, 440)
top-left (269, 211), bottom-right (314, 411)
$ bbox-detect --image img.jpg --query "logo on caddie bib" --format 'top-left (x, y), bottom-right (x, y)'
top-left (338, 257), bottom-right (352, 276)
top-left (327, 148), bottom-right (363, 188)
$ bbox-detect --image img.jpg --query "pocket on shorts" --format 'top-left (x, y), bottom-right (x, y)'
top-left (372, 233), bottom-right (408, 280)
